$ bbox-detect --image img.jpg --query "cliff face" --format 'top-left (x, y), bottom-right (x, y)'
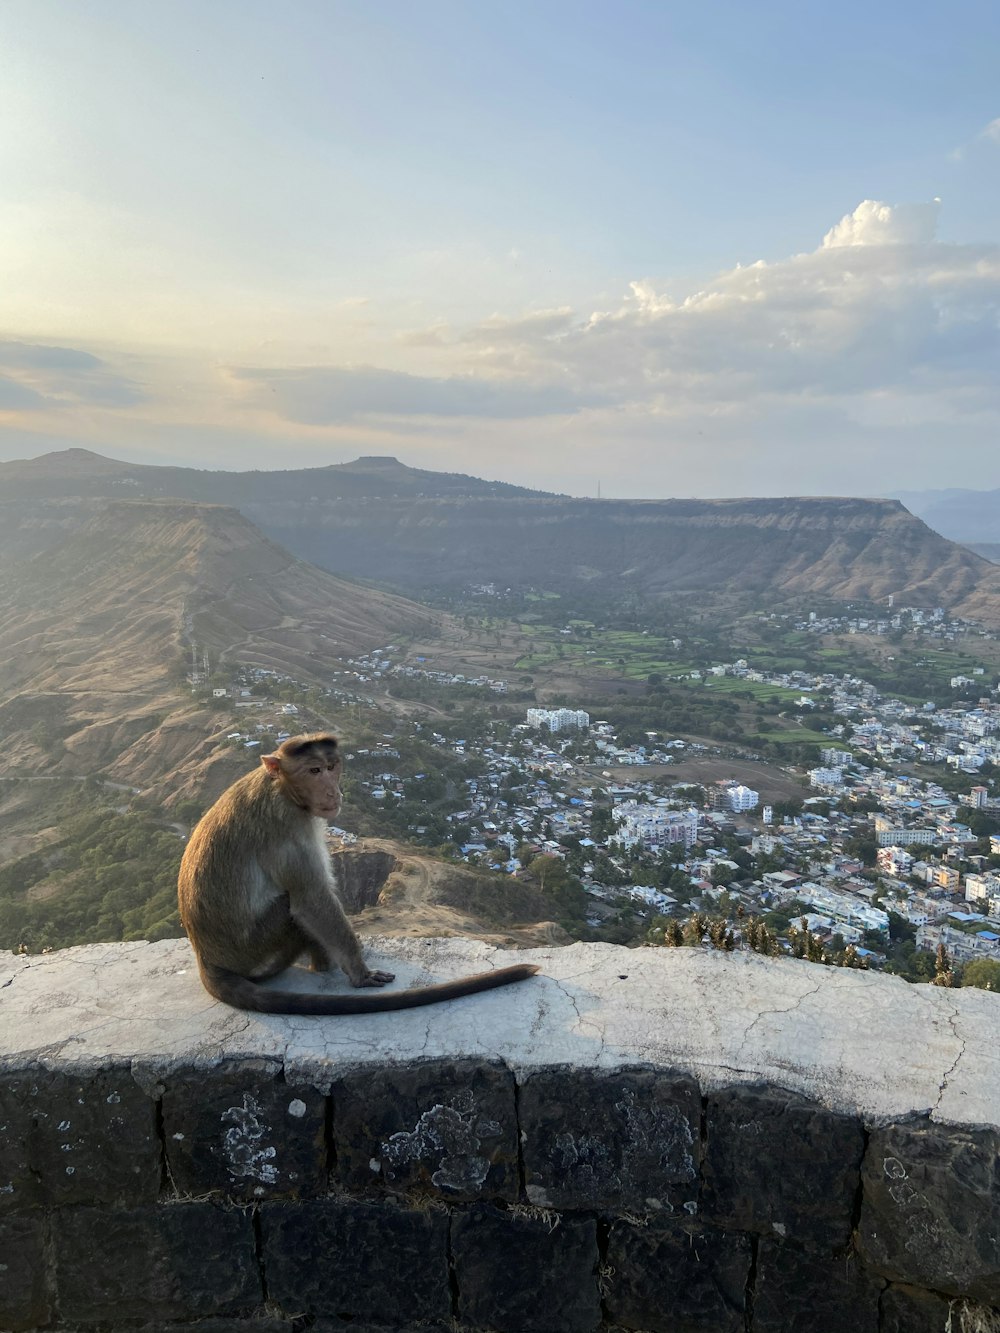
top-left (253, 493), bottom-right (1000, 620)
top-left (3, 451), bottom-right (1000, 621)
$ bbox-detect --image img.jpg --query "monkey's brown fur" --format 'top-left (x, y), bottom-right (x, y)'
top-left (178, 733), bottom-right (538, 1014)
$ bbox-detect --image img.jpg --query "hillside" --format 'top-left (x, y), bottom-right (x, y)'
top-left (256, 493), bottom-right (1000, 621)
top-left (4, 451), bottom-right (1000, 623)
top-left (0, 499), bottom-right (442, 797)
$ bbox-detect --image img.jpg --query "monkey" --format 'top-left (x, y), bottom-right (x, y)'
top-left (177, 732), bottom-right (539, 1014)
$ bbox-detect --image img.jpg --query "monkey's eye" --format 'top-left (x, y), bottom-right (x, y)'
top-left (309, 766), bottom-right (322, 775)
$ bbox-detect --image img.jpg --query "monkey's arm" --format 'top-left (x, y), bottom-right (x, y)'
top-left (283, 856), bottom-right (395, 988)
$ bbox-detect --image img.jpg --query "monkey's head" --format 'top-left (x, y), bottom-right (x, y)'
top-left (261, 733), bottom-right (343, 818)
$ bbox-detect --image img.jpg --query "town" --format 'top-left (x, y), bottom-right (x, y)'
top-left (208, 611), bottom-right (1000, 988)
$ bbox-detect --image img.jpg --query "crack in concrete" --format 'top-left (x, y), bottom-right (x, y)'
top-left (551, 978), bottom-right (605, 1053)
top-left (932, 1001), bottom-right (966, 1120)
top-left (736, 981), bottom-right (824, 1064)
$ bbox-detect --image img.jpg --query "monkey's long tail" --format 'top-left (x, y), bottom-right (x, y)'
top-left (201, 962), bottom-right (541, 1015)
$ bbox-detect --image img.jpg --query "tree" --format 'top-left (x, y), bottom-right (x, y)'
top-left (961, 959), bottom-right (1000, 992)
top-left (931, 943), bottom-right (954, 988)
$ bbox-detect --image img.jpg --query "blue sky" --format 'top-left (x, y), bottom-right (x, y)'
top-left (2, 0), bottom-right (999, 496)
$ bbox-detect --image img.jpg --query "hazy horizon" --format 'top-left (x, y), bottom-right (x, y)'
top-left (2, 0), bottom-right (999, 499)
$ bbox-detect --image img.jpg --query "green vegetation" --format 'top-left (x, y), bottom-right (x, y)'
top-left (647, 911), bottom-right (869, 970)
top-left (0, 790), bottom-right (184, 953)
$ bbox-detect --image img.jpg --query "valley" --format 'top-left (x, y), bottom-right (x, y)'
top-left (1, 452), bottom-right (999, 991)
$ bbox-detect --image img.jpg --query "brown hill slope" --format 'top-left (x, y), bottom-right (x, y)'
top-left (0, 500), bottom-right (443, 791)
top-left (3, 451), bottom-right (1000, 623)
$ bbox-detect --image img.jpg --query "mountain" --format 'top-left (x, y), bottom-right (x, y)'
top-left (893, 487), bottom-right (1000, 545)
top-left (4, 451), bottom-right (1000, 624)
top-left (0, 499), bottom-right (442, 801)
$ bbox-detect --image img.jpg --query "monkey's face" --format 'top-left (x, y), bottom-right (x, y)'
top-left (294, 755), bottom-right (344, 818)
top-left (267, 748), bottom-right (342, 818)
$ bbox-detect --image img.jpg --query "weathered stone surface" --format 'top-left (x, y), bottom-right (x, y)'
top-left (858, 1121), bottom-right (1000, 1304)
top-left (310, 1326), bottom-right (457, 1333)
top-left (0, 1066), bottom-right (159, 1208)
top-left (0, 1212), bottom-right (50, 1330)
top-left (519, 1067), bottom-right (700, 1213)
top-left (105, 1324), bottom-right (293, 1333)
top-left (752, 1240), bottom-right (883, 1332)
top-left (5, 938), bottom-right (1000, 1131)
top-left (0, 1073), bottom-right (41, 1212)
top-left (451, 1205), bottom-right (600, 1333)
top-left (261, 1199), bottom-right (450, 1323)
top-left (54, 1203), bottom-right (260, 1321)
top-left (162, 1060), bottom-right (326, 1199)
top-left (880, 1282), bottom-right (956, 1333)
top-left (701, 1085), bottom-right (864, 1247)
top-left (332, 1059), bottom-right (517, 1200)
top-left (605, 1219), bottom-right (750, 1333)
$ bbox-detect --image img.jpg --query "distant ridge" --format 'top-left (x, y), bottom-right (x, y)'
top-left (3, 450), bottom-right (1000, 624)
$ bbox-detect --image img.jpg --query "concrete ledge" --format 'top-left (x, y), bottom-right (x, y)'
top-left (2, 936), bottom-right (999, 1127)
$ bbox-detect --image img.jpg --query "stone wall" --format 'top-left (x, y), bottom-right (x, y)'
top-left (3, 937), bottom-right (1000, 1331)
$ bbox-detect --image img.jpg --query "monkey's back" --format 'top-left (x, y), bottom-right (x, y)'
top-left (178, 768), bottom-right (309, 965)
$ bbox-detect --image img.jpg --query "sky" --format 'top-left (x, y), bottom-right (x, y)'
top-left (1, 0), bottom-right (999, 498)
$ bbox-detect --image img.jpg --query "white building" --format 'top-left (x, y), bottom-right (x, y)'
top-left (526, 708), bottom-right (590, 733)
top-left (797, 884), bottom-right (890, 937)
top-left (613, 802), bottom-right (699, 853)
top-left (819, 748), bottom-right (853, 768)
top-left (877, 845), bottom-right (913, 877)
top-left (874, 826), bottom-right (938, 848)
top-left (965, 873), bottom-right (1000, 906)
top-left (728, 784), bottom-right (759, 813)
top-left (809, 767), bottom-right (845, 789)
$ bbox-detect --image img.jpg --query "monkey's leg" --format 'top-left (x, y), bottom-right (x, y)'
top-left (288, 874), bottom-right (395, 987)
top-left (246, 898), bottom-right (317, 980)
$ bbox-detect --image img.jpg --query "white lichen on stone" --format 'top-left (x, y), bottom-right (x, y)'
top-left (221, 1092), bottom-right (279, 1185)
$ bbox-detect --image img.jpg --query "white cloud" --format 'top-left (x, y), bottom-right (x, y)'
top-left (229, 201), bottom-right (1000, 461)
top-left (981, 117), bottom-right (1000, 144)
top-left (821, 198), bottom-right (941, 248)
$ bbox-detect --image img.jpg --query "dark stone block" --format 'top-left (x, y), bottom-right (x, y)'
top-left (332, 1059), bottom-right (517, 1201)
top-left (1, 1066), bottom-right (159, 1208)
top-left (451, 1204), bottom-right (601, 1333)
top-left (0, 1073), bottom-right (41, 1212)
top-left (110, 1324), bottom-right (293, 1333)
top-left (519, 1067), bottom-right (700, 1213)
top-left (880, 1282), bottom-right (955, 1333)
top-left (858, 1121), bottom-right (1000, 1304)
top-left (310, 1325), bottom-right (457, 1333)
top-left (162, 1060), bottom-right (326, 1199)
top-left (605, 1219), bottom-right (750, 1333)
top-left (54, 1202), bottom-right (260, 1321)
top-left (0, 1212), bottom-right (51, 1330)
top-left (701, 1085), bottom-right (863, 1247)
top-left (261, 1199), bottom-right (450, 1323)
top-left (752, 1240), bottom-right (883, 1332)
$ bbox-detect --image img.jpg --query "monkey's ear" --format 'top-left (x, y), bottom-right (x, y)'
top-left (261, 753), bottom-right (282, 775)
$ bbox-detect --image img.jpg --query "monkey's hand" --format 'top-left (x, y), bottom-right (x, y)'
top-left (351, 967), bottom-right (396, 988)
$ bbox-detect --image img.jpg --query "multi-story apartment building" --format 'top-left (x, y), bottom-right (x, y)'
top-left (526, 708), bottom-right (590, 732)
top-left (809, 767), bottom-right (845, 788)
top-left (877, 845), bottom-right (913, 877)
top-left (612, 802), bottom-right (699, 852)
top-left (932, 865), bottom-right (960, 892)
top-left (965, 872), bottom-right (1000, 906)
top-left (728, 784), bottom-right (759, 813)
top-left (819, 748), bottom-right (853, 768)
